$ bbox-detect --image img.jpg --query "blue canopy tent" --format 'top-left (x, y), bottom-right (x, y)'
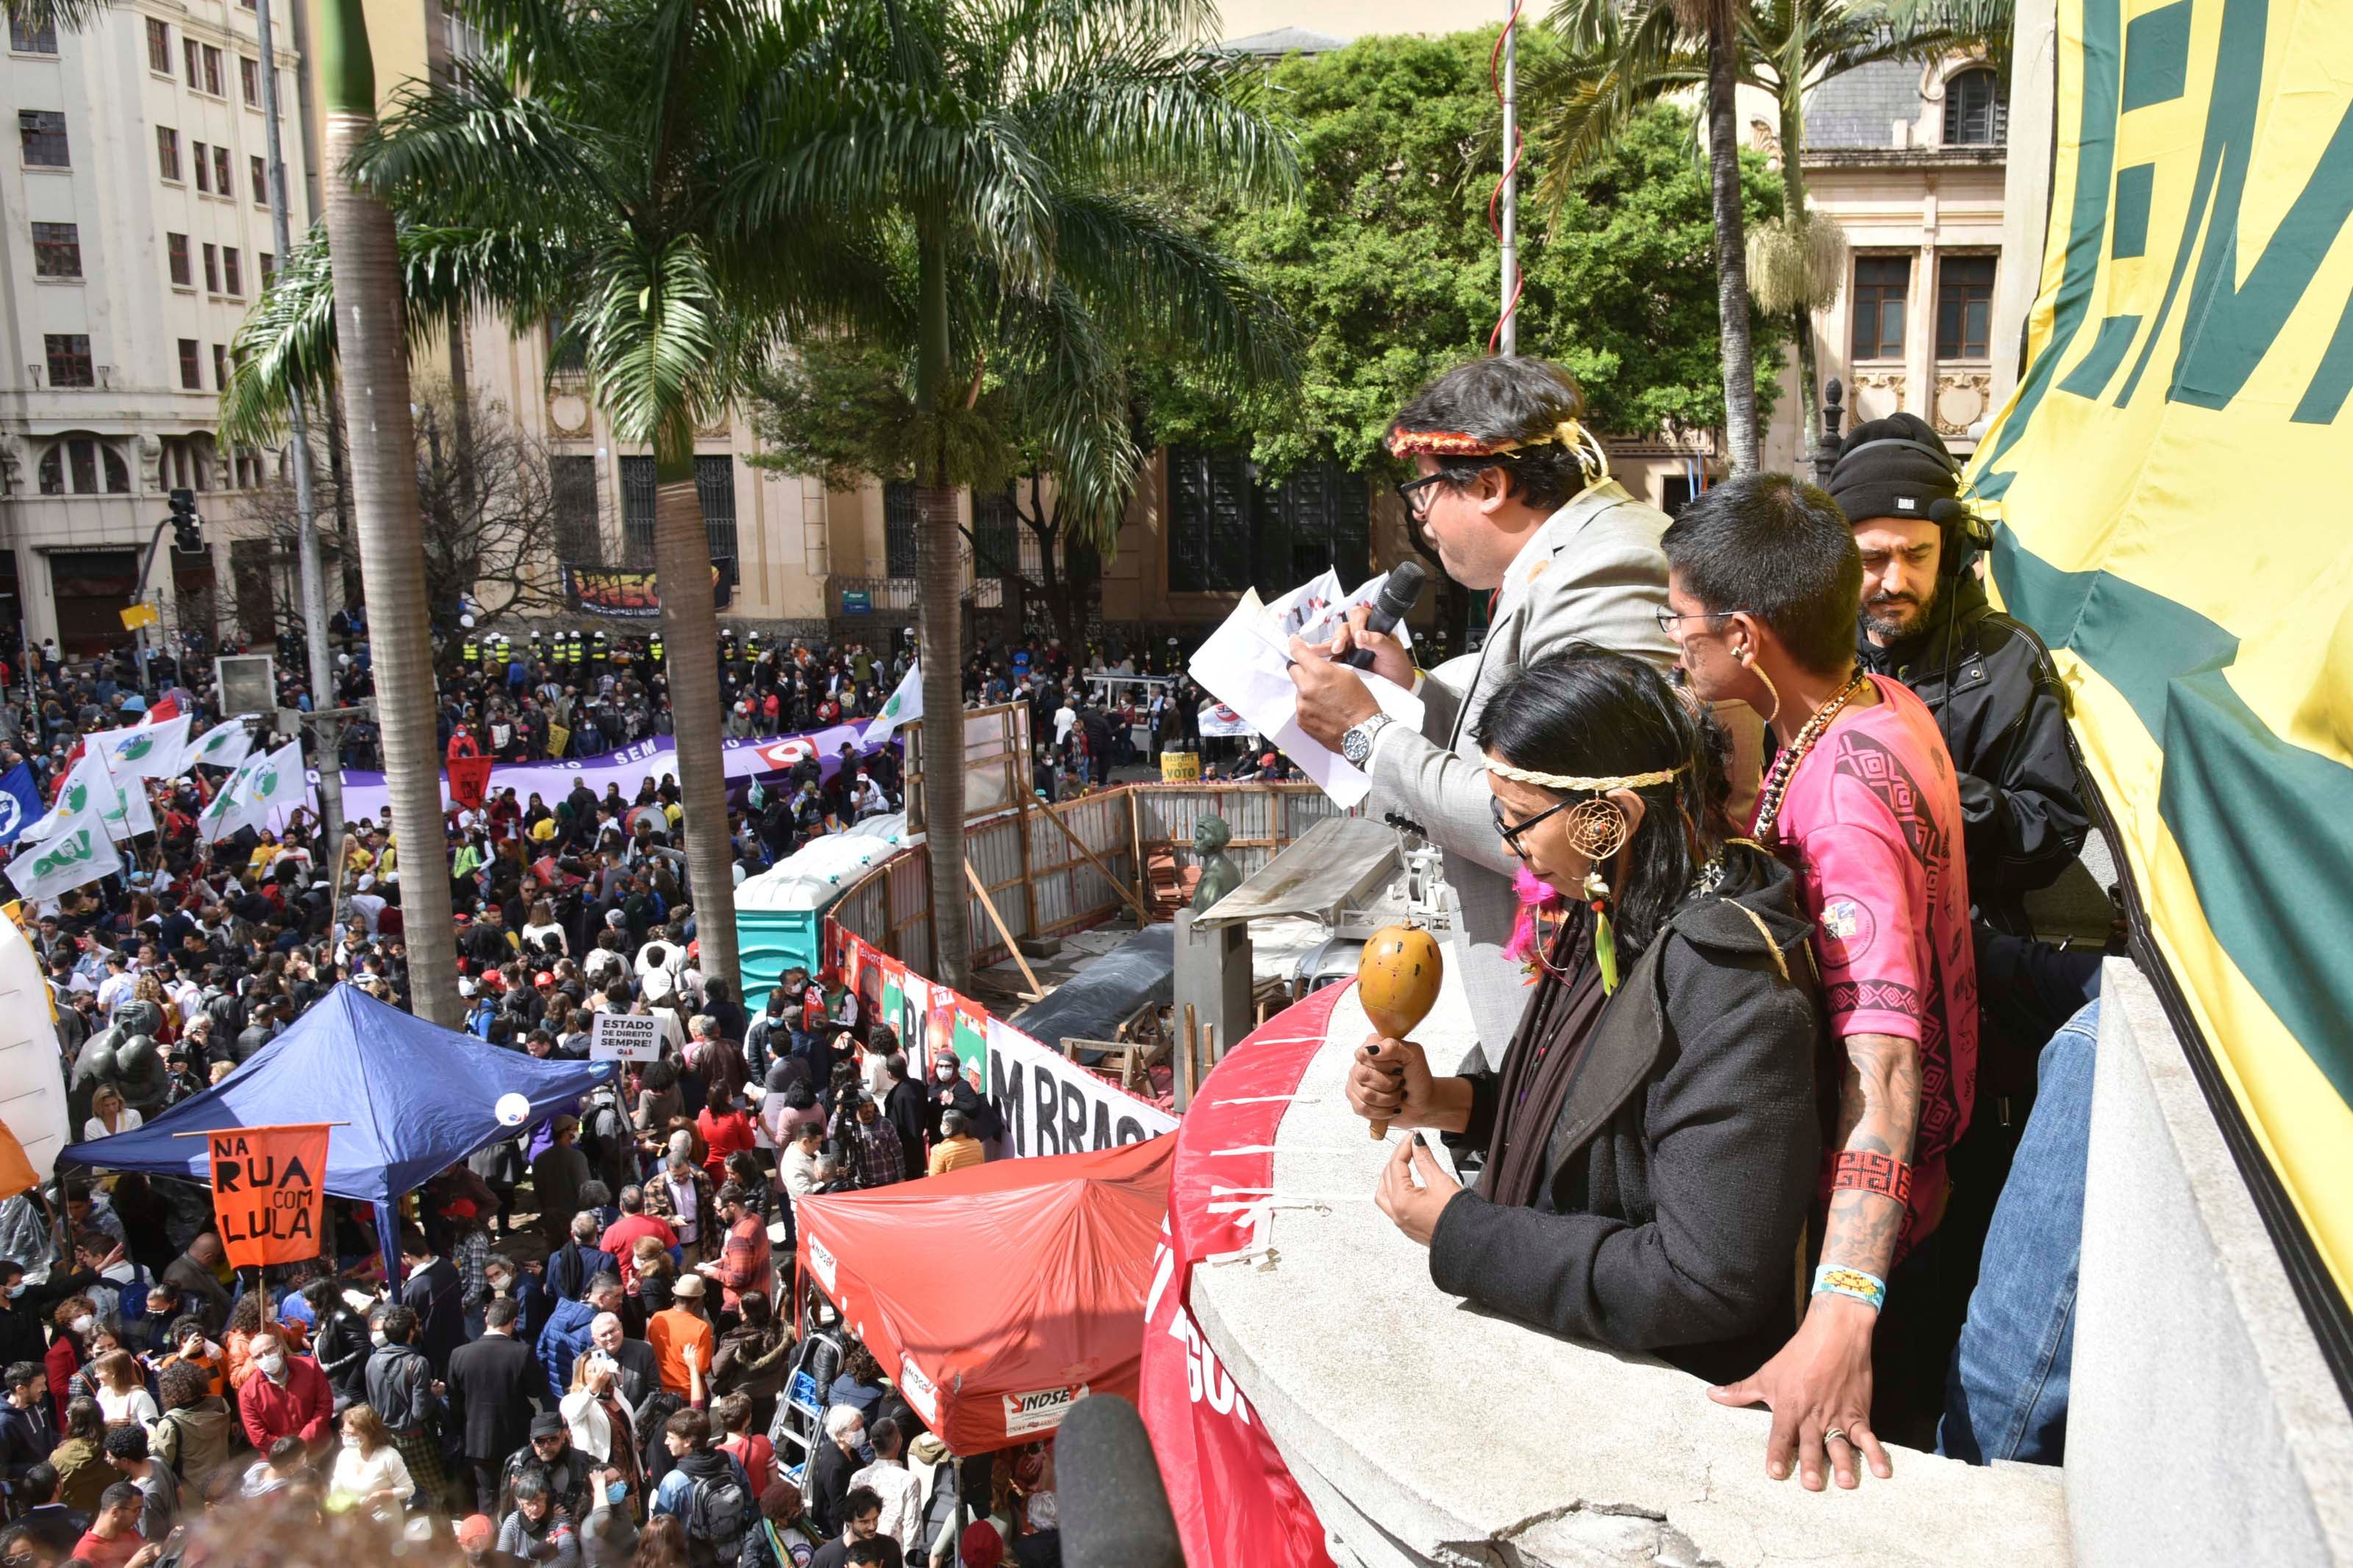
top-left (62, 983), bottom-right (615, 1284)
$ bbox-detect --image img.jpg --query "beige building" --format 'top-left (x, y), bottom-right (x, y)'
top-left (0, 0), bottom-right (317, 656)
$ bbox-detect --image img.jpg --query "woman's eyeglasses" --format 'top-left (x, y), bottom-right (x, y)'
top-left (1490, 793), bottom-right (1571, 855)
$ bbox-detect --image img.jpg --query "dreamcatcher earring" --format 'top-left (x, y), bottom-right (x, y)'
top-left (1564, 798), bottom-right (1629, 994)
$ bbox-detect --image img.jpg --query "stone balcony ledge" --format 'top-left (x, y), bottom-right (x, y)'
top-left (1188, 961), bottom-right (2071, 1568)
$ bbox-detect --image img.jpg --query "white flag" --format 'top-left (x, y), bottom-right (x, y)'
top-left (90, 715), bottom-right (192, 781)
top-left (198, 756), bottom-right (263, 842)
top-left (186, 717), bottom-right (259, 772)
top-left (863, 661), bottom-right (923, 745)
top-left (21, 751), bottom-right (123, 845)
top-left (6, 809), bottom-right (123, 902)
top-left (237, 740), bottom-right (310, 828)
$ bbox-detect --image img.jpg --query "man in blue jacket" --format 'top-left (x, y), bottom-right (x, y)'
top-left (535, 1272), bottom-right (624, 1396)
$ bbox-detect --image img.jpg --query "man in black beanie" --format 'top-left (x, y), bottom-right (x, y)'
top-left (1827, 412), bottom-right (2088, 942)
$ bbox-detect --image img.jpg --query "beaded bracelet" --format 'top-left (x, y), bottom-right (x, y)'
top-left (1812, 1264), bottom-right (1888, 1312)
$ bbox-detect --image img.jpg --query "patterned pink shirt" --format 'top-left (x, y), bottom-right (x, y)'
top-left (1760, 675), bottom-right (1977, 1250)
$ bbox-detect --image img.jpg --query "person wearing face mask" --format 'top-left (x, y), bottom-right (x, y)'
top-left (1347, 647), bottom-right (1823, 1386)
top-left (299, 1280), bottom-right (373, 1406)
top-left (42, 1298), bottom-right (97, 1421)
top-left (925, 1109), bottom-right (984, 1178)
top-left (324, 1403), bottom-right (415, 1524)
top-left (235, 1330), bottom-right (334, 1455)
top-left (922, 1051), bottom-right (989, 1147)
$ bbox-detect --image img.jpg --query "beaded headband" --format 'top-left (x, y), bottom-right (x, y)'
top-left (1485, 759), bottom-right (1687, 792)
top-left (1386, 416), bottom-right (1611, 484)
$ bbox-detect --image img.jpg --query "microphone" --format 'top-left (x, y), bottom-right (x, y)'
top-left (1057, 1395), bottom-right (1185, 1568)
top-left (1337, 561), bottom-right (1428, 670)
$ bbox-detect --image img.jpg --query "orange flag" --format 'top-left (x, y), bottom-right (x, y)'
top-left (0, 1119), bottom-right (37, 1203)
top-left (207, 1124), bottom-right (332, 1268)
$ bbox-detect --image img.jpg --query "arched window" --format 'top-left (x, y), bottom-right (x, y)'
top-left (163, 434), bottom-right (216, 493)
top-left (35, 435), bottom-right (132, 496)
top-left (1943, 68), bottom-right (2007, 146)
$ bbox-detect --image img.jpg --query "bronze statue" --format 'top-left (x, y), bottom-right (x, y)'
top-left (1190, 814), bottom-right (1242, 913)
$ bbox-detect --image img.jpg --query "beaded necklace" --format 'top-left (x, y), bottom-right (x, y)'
top-left (1752, 667), bottom-right (1869, 846)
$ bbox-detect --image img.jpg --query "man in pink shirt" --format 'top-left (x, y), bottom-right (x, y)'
top-left (597, 1186), bottom-right (677, 1294)
top-left (1660, 472), bottom-right (1975, 1496)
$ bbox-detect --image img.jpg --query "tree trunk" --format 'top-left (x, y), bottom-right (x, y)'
top-left (913, 210), bottom-right (971, 990)
top-left (316, 0), bottom-right (460, 1028)
top-left (652, 423), bottom-right (739, 992)
top-left (1779, 92), bottom-right (1823, 462)
top-left (1707, 13), bottom-right (1759, 474)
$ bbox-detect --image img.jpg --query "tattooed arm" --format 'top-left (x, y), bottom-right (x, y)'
top-left (1705, 1030), bottom-right (1921, 1493)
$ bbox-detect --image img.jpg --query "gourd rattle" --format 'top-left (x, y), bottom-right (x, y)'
top-left (1357, 923), bottom-right (1443, 1139)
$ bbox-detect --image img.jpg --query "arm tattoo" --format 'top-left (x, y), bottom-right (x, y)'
top-left (1821, 1031), bottom-right (1922, 1279)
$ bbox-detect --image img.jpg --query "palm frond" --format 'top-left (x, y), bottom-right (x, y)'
top-left (579, 236), bottom-right (731, 445)
top-left (1012, 60), bottom-right (1299, 204)
top-left (1529, 0), bottom-right (1703, 210)
top-left (1045, 190), bottom-right (1296, 390)
top-left (360, 60), bottom-right (621, 235)
top-left (2, 0), bottom-right (107, 38)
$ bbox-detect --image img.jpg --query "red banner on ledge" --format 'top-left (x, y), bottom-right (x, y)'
top-left (1138, 984), bottom-right (1342, 1568)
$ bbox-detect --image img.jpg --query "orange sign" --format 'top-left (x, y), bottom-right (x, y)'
top-left (207, 1124), bottom-right (331, 1267)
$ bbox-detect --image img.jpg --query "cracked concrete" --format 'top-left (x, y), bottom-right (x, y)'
top-left (1188, 967), bottom-right (2073, 1568)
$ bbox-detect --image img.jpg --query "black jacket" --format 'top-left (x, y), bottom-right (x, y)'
top-left (363, 1340), bottom-right (443, 1436)
top-left (447, 1330), bottom-right (540, 1462)
top-left (1855, 571), bottom-right (2088, 937)
top-left (805, 1436), bottom-right (856, 1538)
top-left (402, 1256), bottom-right (468, 1377)
top-left (1429, 846), bottom-right (1824, 1385)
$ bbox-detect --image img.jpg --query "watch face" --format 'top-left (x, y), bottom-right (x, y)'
top-left (1342, 726), bottom-right (1371, 765)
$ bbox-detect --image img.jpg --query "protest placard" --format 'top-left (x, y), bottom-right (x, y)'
top-left (591, 1012), bottom-right (665, 1062)
top-left (206, 1124), bottom-right (331, 1267)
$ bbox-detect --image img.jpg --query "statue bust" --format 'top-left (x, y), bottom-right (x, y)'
top-left (1190, 814), bottom-right (1242, 913)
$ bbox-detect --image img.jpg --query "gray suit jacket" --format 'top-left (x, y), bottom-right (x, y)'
top-left (1367, 479), bottom-right (1679, 1054)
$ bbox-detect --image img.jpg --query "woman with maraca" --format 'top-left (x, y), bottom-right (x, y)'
top-left (1349, 645), bottom-right (1824, 1382)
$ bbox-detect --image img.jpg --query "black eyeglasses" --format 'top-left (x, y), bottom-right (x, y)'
top-left (1490, 793), bottom-right (1571, 855)
top-left (1654, 606), bottom-right (1748, 637)
top-left (1393, 473), bottom-right (1448, 520)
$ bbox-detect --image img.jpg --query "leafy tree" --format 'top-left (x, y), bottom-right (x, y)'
top-left (1145, 30), bottom-right (1783, 623)
top-left (1535, 0), bottom-right (2011, 453)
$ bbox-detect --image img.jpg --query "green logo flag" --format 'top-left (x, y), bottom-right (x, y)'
top-left (6, 808), bottom-right (123, 902)
top-left (91, 713), bottom-right (191, 780)
top-left (188, 717), bottom-right (259, 772)
top-left (863, 661), bottom-right (923, 747)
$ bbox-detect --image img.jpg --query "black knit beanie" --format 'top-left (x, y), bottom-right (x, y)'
top-left (1827, 412), bottom-right (1957, 526)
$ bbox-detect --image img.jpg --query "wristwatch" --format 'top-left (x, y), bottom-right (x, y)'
top-left (1340, 712), bottom-right (1393, 767)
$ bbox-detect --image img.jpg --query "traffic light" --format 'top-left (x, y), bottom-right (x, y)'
top-left (167, 489), bottom-right (203, 554)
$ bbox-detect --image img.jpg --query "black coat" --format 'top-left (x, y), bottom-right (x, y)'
top-left (1429, 846), bottom-right (1824, 1386)
top-left (446, 1331), bottom-right (540, 1462)
top-left (1855, 571), bottom-right (2088, 937)
top-left (806, 1435), bottom-right (856, 1537)
top-left (884, 1080), bottom-right (927, 1177)
top-left (402, 1256), bottom-right (468, 1376)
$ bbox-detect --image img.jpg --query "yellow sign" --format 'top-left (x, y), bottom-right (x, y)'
top-left (1159, 750), bottom-right (1201, 783)
top-left (1968, 0), bottom-right (2353, 1307)
top-left (118, 604), bottom-right (158, 631)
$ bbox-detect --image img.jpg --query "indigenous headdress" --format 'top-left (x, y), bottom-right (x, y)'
top-left (1386, 415), bottom-right (1612, 486)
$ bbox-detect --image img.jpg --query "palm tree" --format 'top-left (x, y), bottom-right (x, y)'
top-left (223, 0), bottom-right (890, 995)
top-left (311, 0), bottom-right (464, 1028)
top-left (729, 0), bottom-right (1293, 989)
top-left (3, 0), bottom-right (104, 40)
top-left (1535, 0), bottom-right (2009, 466)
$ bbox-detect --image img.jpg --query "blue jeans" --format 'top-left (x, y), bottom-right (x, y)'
top-left (1937, 997), bottom-right (2098, 1465)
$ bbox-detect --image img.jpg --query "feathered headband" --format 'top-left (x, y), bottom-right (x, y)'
top-left (1386, 416), bottom-right (1610, 482)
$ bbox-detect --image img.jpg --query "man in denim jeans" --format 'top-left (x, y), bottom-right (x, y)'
top-left (1939, 997), bottom-right (2099, 1464)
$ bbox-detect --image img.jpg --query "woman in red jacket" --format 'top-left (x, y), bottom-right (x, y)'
top-left (43, 1295), bottom-right (95, 1420)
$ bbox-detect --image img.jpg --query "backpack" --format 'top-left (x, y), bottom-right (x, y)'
top-left (680, 1464), bottom-right (751, 1567)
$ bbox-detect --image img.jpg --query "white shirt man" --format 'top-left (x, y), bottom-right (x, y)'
top-left (848, 1419), bottom-right (925, 1549)
top-left (346, 876), bottom-right (388, 936)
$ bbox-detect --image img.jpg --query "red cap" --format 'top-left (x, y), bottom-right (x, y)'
top-left (958, 1523), bottom-right (1004, 1568)
top-left (535, 972), bottom-right (555, 987)
top-left (455, 1515), bottom-right (494, 1548)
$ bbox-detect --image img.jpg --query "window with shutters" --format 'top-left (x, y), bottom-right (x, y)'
top-left (212, 343), bottom-right (227, 390)
top-left (884, 481), bottom-right (918, 577)
top-left (202, 44), bottom-right (222, 97)
top-left (971, 484), bottom-right (1019, 579)
top-left (178, 340), bottom-right (201, 390)
top-left (620, 456), bottom-right (657, 567)
top-left (19, 110), bottom-right (68, 168)
top-left (1936, 254), bottom-right (1997, 360)
top-left (223, 247), bottom-right (242, 297)
top-left (240, 57), bottom-right (260, 106)
top-left (185, 37), bottom-right (200, 87)
top-left (202, 243), bottom-right (219, 293)
top-left (157, 126), bottom-right (181, 182)
top-left (1852, 256), bottom-right (1910, 361)
top-left (11, 12), bottom-right (57, 52)
top-left (1943, 68), bottom-right (2007, 146)
top-left (1166, 447), bottom-right (1254, 592)
top-left (251, 154), bottom-right (267, 204)
top-left (260, 251), bottom-right (274, 287)
top-left (146, 17), bottom-right (171, 72)
top-left (168, 233), bottom-right (191, 287)
top-left (44, 334), bottom-right (93, 388)
top-left (32, 222), bottom-right (80, 279)
top-left (552, 456), bottom-right (601, 562)
top-left (695, 455), bottom-right (739, 562)
top-left (192, 140), bottom-right (210, 191)
top-left (212, 144), bottom-right (231, 194)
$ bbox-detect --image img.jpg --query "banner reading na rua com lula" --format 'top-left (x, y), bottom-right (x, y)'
top-left (1966, 0), bottom-right (2353, 1313)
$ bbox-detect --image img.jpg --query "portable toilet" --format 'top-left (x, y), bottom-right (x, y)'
top-left (735, 815), bottom-right (907, 1010)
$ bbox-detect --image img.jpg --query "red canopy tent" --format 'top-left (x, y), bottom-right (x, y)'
top-left (793, 1134), bottom-right (1172, 1454)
